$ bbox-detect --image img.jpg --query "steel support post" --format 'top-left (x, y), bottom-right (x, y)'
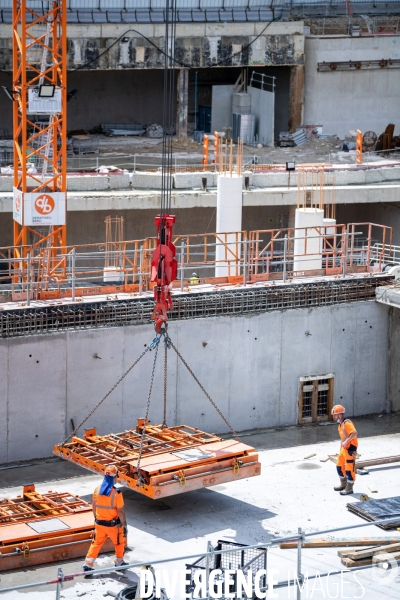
top-left (243, 238), bottom-right (247, 287)
top-left (297, 527), bottom-right (303, 600)
top-left (139, 245), bottom-right (144, 295)
top-left (342, 230), bottom-right (348, 277)
top-left (205, 540), bottom-right (212, 600)
top-left (71, 249), bottom-right (76, 302)
top-left (180, 241), bottom-right (185, 292)
top-left (283, 235), bottom-right (288, 283)
top-left (55, 567), bottom-right (63, 600)
top-left (26, 252), bottom-right (31, 306)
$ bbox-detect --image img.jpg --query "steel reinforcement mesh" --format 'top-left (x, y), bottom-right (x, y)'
top-left (0, 278), bottom-right (391, 339)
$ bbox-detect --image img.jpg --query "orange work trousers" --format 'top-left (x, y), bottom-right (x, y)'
top-left (336, 446), bottom-right (357, 482)
top-left (85, 524), bottom-right (126, 566)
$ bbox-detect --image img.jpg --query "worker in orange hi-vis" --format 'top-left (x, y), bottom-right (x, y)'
top-left (331, 404), bottom-right (359, 496)
top-left (83, 465), bottom-right (128, 576)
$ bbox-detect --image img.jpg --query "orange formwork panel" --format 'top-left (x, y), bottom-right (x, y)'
top-left (0, 485), bottom-right (113, 571)
top-left (54, 421), bottom-right (261, 500)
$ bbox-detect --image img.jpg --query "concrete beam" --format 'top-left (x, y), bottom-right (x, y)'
top-left (0, 23), bottom-right (304, 71)
top-left (1, 183), bottom-right (400, 214)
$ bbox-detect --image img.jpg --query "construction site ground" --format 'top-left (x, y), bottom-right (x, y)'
top-left (1, 414), bottom-right (399, 599)
top-left (76, 135), bottom-right (400, 169)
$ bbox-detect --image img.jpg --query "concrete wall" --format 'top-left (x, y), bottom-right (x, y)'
top-left (304, 35), bottom-right (400, 138)
top-left (387, 307), bottom-right (400, 414)
top-left (0, 299), bottom-right (389, 463)
top-left (211, 85), bottom-right (233, 134)
top-left (248, 86), bottom-right (275, 147)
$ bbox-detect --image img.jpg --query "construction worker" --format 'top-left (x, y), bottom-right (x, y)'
top-left (189, 272), bottom-right (200, 285)
top-left (332, 405), bottom-right (358, 495)
top-left (83, 465), bottom-right (128, 576)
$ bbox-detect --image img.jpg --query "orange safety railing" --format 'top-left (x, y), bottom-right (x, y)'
top-left (0, 223), bottom-right (393, 303)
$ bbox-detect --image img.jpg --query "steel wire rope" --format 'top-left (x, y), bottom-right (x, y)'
top-left (60, 342), bottom-right (152, 445)
top-left (163, 335), bottom-right (169, 428)
top-left (135, 336), bottom-right (161, 485)
top-left (167, 335), bottom-right (241, 443)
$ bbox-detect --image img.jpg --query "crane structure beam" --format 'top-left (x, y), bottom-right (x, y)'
top-left (54, 420), bottom-right (261, 500)
top-left (12, 0), bottom-right (67, 257)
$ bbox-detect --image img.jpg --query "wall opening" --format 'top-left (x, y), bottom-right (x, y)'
top-left (298, 374), bottom-right (334, 424)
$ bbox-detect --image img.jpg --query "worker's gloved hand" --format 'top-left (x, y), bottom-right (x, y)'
top-left (123, 526), bottom-right (128, 538)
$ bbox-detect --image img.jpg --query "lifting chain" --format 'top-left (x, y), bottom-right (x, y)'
top-left (167, 336), bottom-right (241, 444)
top-left (61, 342), bottom-right (153, 446)
top-left (136, 334), bottom-right (162, 486)
top-left (163, 333), bottom-right (171, 428)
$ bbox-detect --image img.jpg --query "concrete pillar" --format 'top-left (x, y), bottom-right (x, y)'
top-left (215, 174), bottom-right (243, 277)
top-left (177, 69), bottom-right (189, 139)
top-left (293, 207), bottom-right (324, 272)
top-left (288, 65), bottom-right (304, 133)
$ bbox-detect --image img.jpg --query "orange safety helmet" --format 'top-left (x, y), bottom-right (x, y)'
top-left (105, 465), bottom-right (118, 477)
top-left (331, 404), bottom-right (345, 417)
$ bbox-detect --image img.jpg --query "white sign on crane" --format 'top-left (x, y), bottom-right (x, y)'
top-left (13, 188), bottom-right (66, 226)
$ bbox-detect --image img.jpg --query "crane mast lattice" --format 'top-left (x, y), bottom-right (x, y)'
top-left (12, 0), bottom-right (67, 259)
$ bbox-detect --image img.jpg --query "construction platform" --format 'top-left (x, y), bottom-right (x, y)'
top-left (0, 485), bottom-right (112, 571)
top-left (54, 421), bottom-right (261, 499)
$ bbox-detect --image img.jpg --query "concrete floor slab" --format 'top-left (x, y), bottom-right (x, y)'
top-left (0, 414), bottom-right (400, 599)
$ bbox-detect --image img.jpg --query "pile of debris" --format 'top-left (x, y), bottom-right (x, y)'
top-left (278, 127), bottom-right (336, 147)
top-left (339, 541), bottom-right (400, 568)
top-left (376, 123), bottom-right (400, 151)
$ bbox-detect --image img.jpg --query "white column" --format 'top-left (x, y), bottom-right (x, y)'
top-left (323, 218), bottom-right (336, 236)
top-left (215, 174), bottom-right (243, 277)
top-left (294, 208), bottom-right (324, 272)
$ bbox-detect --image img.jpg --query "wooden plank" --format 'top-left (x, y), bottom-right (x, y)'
top-left (342, 550), bottom-right (400, 568)
top-left (356, 455), bottom-right (400, 469)
top-left (280, 537), bottom-right (400, 549)
top-left (311, 379), bottom-right (318, 423)
top-left (346, 542), bottom-right (400, 561)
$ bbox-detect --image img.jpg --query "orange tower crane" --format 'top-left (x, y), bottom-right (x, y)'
top-left (12, 0), bottom-right (67, 260)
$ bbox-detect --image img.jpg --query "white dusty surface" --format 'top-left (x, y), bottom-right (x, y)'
top-left (0, 426), bottom-right (400, 599)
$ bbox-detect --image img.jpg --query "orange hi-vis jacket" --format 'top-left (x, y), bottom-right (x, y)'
top-left (93, 486), bottom-right (124, 521)
top-left (338, 419), bottom-right (358, 449)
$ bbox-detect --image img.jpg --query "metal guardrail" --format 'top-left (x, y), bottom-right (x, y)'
top-left (0, 516), bottom-right (399, 598)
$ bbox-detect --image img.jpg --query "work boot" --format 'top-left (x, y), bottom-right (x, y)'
top-left (340, 481), bottom-right (354, 495)
top-left (83, 564), bottom-right (94, 578)
top-left (334, 477), bottom-right (347, 491)
top-left (115, 560), bottom-right (129, 571)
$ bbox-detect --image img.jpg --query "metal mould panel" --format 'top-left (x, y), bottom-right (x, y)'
top-left (175, 0), bottom-right (200, 7)
top-left (54, 422), bottom-right (261, 499)
top-left (224, 0), bottom-right (248, 7)
top-left (200, 0), bottom-right (223, 8)
top-left (70, 0), bottom-right (99, 7)
top-left (99, 0), bottom-right (124, 8)
top-left (27, 518), bottom-right (70, 534)
top-left (126, 0), bottom-right (151, 7)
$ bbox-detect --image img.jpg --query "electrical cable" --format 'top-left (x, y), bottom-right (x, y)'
top-left (1, 16), bottom-right (282, 78)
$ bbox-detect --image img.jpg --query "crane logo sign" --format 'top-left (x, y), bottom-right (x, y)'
top-left (34, 194), bottom-right (55, 215)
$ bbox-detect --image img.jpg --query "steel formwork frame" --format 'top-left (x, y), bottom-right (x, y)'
top-left (12, 0), bottom-right (67, 255)
top-left (0, 484), bottom-right (113, 571)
